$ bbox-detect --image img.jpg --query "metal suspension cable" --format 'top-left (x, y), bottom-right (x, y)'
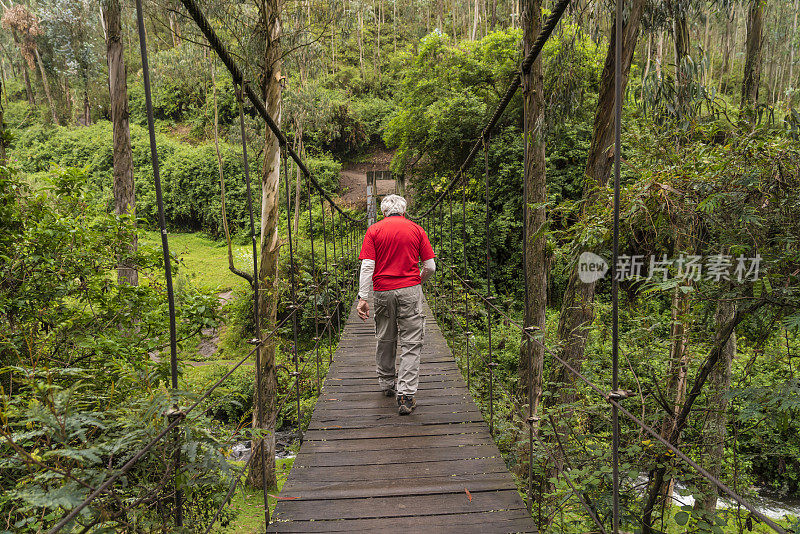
top-left (612, 0), bottom-right (623, 531)
top-left (132, 0), bottom-right (183, 525)
top-left (412, 0), bottom-right (572, 220)
top-left (436, 258), bottom-right (787, 534)
top-left (235, 86), bottom-right (270, 527)
top-left (178, 0), bottom-right (364, 223)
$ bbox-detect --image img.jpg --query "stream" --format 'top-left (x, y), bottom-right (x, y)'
top-left (670, 481), bottom-right (800, 521)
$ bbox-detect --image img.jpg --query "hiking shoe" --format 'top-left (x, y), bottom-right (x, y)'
top-left (398, 394), bottom-right (416, 415)
top-left (382, 384), bottom-right (396, 397)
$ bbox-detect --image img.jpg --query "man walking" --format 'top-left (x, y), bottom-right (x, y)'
top-left (357, 195), bottom-right (436, 415)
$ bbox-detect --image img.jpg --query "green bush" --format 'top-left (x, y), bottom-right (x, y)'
top-left (0, 164), bottom-right (234, 532)
top-left (9, 121), bottom-right (346, 237)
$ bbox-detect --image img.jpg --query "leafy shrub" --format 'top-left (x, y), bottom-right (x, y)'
top-left (9, 121), bottom-right (346, 237)
top-left (0, 164), bottom-right (234, 531)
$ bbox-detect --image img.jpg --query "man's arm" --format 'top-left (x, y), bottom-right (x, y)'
top-left (357, 259), bottom-right (375, 320)
top-left (420, 258), bottom-right (436, 283)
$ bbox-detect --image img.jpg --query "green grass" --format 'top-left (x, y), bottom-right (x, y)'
top-left (217, 457), bottom-right (295, 533)
top-left (140, 231), bottom-right (251, 292)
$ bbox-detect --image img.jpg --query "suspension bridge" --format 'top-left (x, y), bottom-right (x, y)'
top-left (43, 0), bottom-right (789, 532)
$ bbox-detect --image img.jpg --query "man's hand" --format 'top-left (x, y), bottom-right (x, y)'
top-left (357, 298), bottom-right (370, 321)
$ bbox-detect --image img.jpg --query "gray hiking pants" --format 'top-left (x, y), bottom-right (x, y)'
top-left (373, 284), bottom-right (425, 396)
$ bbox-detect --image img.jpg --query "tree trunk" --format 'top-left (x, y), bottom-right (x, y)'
top-left (693, 296), bottom-right (736, 515)
top-left (517, 0), bottom-right (546, 427)
top-left (471, 0), bottom-right (479, 40)
top-left (23, 66), bottom-right (35, 106)
top-left (548, 0), bottom-right (645, 418)
top-left (703, 3), bottom-right (711, 84)
top-left (34, 48), bottom-right (59, 126)
top-left (10, 30), bottom-right (36, 106)
top-left (249, 0), bottom-right (283, 492)
top-left (789, 0), bottom-right (798, 96)
top-left (740, 0), bottom-right (763, 124)
top-left (655, 30), bottom-right (664, 79)
top-left (358, 4), bottom-right (365, 77)
top-left (83, 68), bottom-right (91, 126)
top-left (655, 280), bottom-right (693, 503)
top-left (104, 0), bottom-right (138, 286)
top-left (719, 4), bottom-right (734, 94)
top-left (0, 77), bottom-right (5, 163)
top-left (673, 3), bottom-right (690, 112)
top-left (642, 31), bottom-right (652, 83)
top-left (642, 298), bottom-right (767, 533)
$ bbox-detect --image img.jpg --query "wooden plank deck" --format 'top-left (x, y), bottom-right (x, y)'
top-left (268, 298), bottom-right (536, 533)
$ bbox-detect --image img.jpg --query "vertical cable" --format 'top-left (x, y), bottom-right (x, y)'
top-left (462, 185), bottom-right (471, 391)
top-left (236, 87), bottom-right (269, 527)
top-left (612, 0), bottom-right (623, 531)
top-left (484, 136), bottom-right (495, 437)
top-left (282, 145), bottom-right (302, 442)
top-left (449, 192), bottom-right (454, 335)
top-left (331, 205), bottom-right (338, 332)
top-left (321, 198), bottom-right (333, 364)
top-left (306, 172), bottom-right (321, 392)
top-left (133, 1), bottom-right (181, 525)
top-left (522, 71), bottom-right (534, 514)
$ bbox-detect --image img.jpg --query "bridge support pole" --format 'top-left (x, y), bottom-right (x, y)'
top-left (367, 171), bottom-right (377, 226)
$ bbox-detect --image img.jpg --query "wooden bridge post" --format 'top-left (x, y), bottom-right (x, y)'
top-left (366, 170), bottom-right (377, 226)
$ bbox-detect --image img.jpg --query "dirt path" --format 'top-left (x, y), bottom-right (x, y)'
top-left (339, 148), bottom-right (397, 207)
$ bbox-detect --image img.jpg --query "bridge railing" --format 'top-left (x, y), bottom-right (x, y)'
top-left (406, 1), bottom-right (786, 533)
top-left (44, 0), bottom-right (364, 531)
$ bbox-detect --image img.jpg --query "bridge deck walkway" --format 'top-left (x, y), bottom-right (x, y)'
top-left (268, 299), bottom-right (536, 533)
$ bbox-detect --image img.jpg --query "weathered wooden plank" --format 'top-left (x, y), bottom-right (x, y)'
top-left (310, 402), bottom-right (482, 418)
top-left (284, 457), bottom-right (512, 484)
top-left (298, 432), bottom-right (494, 453)
top-left (302, 421), bottom-right (489, 441)
top-left (271, 489), bottom-right (526, 521)
top-left (293, 443), bottom-right (499, 467)
top-left (268, 512), bottom-right (536, 533)
top-left (307, 412), bottom-right (486, 430)
top-left (279, 475), bottom-right (518, 500)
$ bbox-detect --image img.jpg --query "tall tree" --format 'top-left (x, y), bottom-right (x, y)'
top-left (547, 0), bottom-right (645, 414)
top-left (740, 0), bottom-right (763, 123)
top-left (788, 0), bottom-right (798, 95)
top-left (2, 5), bottom-right (57, 123)
top-left (103, 0), bottom-right (137, 286)
top-left (0, 75), bottom-right (5, 163)
top-left (693, 294), bottom-right (736, 514)
top-left (671, 0), bottom-right (691, 112)
top-left (249, 0), bottom-right (283, 491)
top-left (517, 0), bottom-right (546, 425)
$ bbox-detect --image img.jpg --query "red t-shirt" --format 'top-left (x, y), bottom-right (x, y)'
top-left (359, 215), bottom-right (435, 291)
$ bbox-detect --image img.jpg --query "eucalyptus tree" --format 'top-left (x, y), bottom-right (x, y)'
top-left (1, 4), bottom-right (58, 124)
top-left (249, 0), bottom-right (285, 491)
top-left (517, 0), bottom-right (546, 429)
top-left (102, 0), bottom-right (137, 285)
top-left (740, 0), bottom-right (763, 123)
top-left (548, 0), bottom-right (645, 414)
top-left (38, 0), bottom-right (100, 125)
